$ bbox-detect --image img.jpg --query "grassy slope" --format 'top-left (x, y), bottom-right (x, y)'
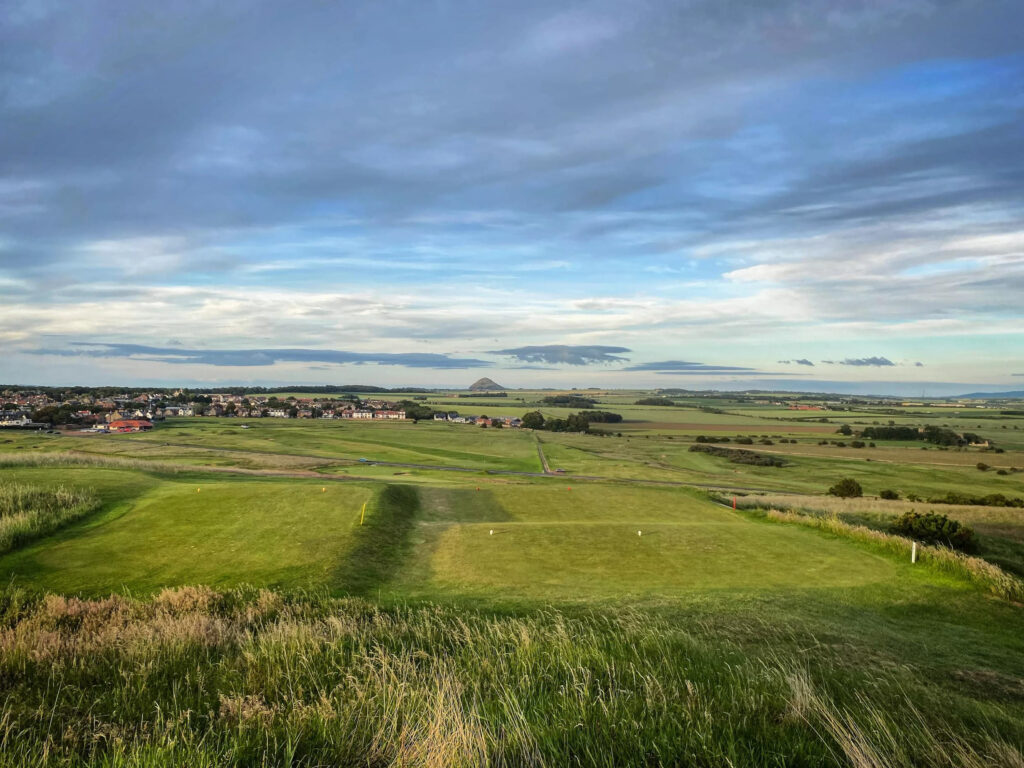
top-left (0, 472), bottom-right (373, 594)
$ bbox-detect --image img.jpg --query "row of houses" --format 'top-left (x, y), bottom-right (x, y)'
top-left (433, 413), bottom-right (522, 427)
top-left (264, 409), bottom-right (406, 420)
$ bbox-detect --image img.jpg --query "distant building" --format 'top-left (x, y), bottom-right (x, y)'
top-left (108, 419), bottom-right (154, 433)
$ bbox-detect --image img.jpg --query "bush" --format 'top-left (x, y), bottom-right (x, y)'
top-left (889, 512), bottom-right (978, 553)
top-left (879, 489), bottom-right (899, 500)
top-left (827, 478), bottom-right (862, 498)
top-left (688, 444), bottom-right (786, 467)
top-left (976, 462), bottom-right (990, 472)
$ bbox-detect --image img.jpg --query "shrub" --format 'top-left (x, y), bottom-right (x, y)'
top-left (688, 444), bottom-right (786, 467)
top-left (976, 462), bottom-right (990, 472)
top-left (827, 478), bottom-right (862, 498)
top-left (879, 489), bottom-right (899, 500)
top-left (889, 512), bottom-right (978, 553)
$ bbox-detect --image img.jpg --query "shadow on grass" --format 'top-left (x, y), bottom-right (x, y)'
top-left (332, 484), bottom-right (421, 596)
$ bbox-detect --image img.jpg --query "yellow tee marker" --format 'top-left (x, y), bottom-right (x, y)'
top-left (196, 488), bottom-right (200, 493)
top-left (322, 487), bottom-right (326, 493)
top-left (360, 501), bottom-right (367, 525)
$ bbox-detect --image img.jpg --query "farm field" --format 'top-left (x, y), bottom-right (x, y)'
top-left (2, 392), bottom-right (1024, 766)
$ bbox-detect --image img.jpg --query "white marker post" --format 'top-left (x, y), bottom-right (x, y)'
top-left (489, 529), bottom-right (494, 536)
top-left (638, 530), bottom-right (642, 537)
top-left (911, 542), bottom-right (917, 564)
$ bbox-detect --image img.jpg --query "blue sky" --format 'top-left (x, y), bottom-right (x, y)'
top-left (1, 0), bottom-right (1023, 395)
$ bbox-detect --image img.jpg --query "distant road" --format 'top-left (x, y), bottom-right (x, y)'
top-left (534, 436), bottom-right (552, 474)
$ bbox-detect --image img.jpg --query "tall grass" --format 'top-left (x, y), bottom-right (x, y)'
top-left (0, 482), bottom-right (100, 554)
top-left (0, 585), bottom-right (1020, 767)
top-left (733, 493), bottom-right (1024, 523)
top-left (0, 451), bottom-right (184, 474)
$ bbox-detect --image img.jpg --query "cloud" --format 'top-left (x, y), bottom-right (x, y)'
top-left (836, 357), bottom-right (896, 367)
top-left (624, 360), bottom-right (754, 373)
top-left (778, 359), bottom-right (815, 366)
top-left (623, 360), bottom-right (807, 376)
top-left (487, 345), bottom-right (631, 365)
top-left (1, 2), bottom-right (1023, 387)
top-left (42, 343), bottom-right (493, 369)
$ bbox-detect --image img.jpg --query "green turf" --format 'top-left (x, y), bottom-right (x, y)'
top-left (0, 476), bottom-right (373, 594)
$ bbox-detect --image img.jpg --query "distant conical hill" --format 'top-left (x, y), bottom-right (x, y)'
top-left (469, 377), bottom-right (506, 391)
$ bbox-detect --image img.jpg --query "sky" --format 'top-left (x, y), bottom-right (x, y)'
top-left (1, 0), bottom-right (1023, 396)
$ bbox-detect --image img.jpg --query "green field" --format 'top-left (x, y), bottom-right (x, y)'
top-left (2, 394), bottom-right (1024, 765)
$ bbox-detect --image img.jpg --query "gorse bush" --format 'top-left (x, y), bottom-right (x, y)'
top-left (890, 512), bottom-right (978, 553)
top-left (928, 491), bottom-right (1024, 508)
top-left (0, 482), bottom-right (100, 554)
top-left (688, 444), bottom-right (786, 466)
top-left (827, 478), bottom-right (862, 498)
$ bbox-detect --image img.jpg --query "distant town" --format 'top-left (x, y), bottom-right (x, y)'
top-left (0, 388), bottom-right (528, 432)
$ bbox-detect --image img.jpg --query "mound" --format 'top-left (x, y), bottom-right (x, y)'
top-left (469, 377), bottom-right (506, 391)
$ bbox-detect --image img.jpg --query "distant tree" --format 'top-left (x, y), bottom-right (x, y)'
top-left (635, 397), bottom-right (675, 406)
top-left (828, 478), bottom-right (863, 498)
top-left (837, 424), bottom-right (853, 436)
top-left (521, 411), bottom-right (545, 430)
top-left (399, 400), bottom-right (435, 422)
top-left (288, 407), bottom-right (298, 418)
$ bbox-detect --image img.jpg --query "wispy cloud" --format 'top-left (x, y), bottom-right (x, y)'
top-left (624, 360), bottom-right (754, 373)
top-left (42, 343), bottom-right (493, 369)
top-left (487, 345), bottom-right (630, 365)
top-left (822, 357), bottom-right (897, 367)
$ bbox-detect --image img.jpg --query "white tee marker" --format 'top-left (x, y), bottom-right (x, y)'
top-left (911, 542), bottom-right (917, 563)
top-left (489, 529), bottom-right (494, 535)
top-left (638, 530), bottom-right (642, 537)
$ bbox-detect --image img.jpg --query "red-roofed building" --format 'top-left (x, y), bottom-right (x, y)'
top-left (108, 419), bottom-right (154, 433)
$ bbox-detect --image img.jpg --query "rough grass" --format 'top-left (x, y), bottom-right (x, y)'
top-left (0, 585), bottom-right (1021, 767)
top-left (0, 482), bottom-right (99, 555)
top-left (0, 451), bottom-right (185, 474)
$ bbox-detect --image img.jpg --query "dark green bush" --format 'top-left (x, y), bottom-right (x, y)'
top-left (827, 478), bottom-right (862, 498)
top-left (889, 511), bottom-right (978, 553)
top-left (879, 489), bottom-right (899, 500)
